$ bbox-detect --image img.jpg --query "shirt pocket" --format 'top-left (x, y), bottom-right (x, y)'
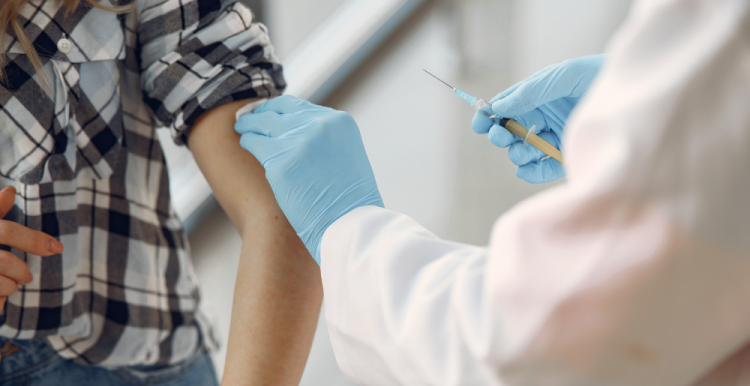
top-left (1, 9), bottom-right (127, 184)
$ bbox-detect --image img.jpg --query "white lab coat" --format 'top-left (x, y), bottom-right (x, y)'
top-left (320, 0), bottom-right (750, 384)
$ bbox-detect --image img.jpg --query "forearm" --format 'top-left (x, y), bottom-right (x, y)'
top-left (189, 99), bottom-right (323, 385)
top-left (227, 218), bottom-right (322, 385)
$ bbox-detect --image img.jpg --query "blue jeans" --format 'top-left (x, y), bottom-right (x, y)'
top-left (0, 338), bottom-right (218, 385)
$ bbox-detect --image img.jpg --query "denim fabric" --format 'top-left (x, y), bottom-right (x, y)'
top-left (0, 338), bottom-right (218, 386)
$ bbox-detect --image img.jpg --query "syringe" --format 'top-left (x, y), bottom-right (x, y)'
top-left (423, 70), bottom-right (564, 165)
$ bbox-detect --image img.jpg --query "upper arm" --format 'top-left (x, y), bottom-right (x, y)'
top-left (187, 99), bottom-right (324, 386)
top-left (187, 99), bottom-right (281, 233)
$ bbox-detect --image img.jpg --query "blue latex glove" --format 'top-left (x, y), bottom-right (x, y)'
top-left (235, 95), bottom-right (384, 264)
top-left (472, 54), bottom-right (605, 183)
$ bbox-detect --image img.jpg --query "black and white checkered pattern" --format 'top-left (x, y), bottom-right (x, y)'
top-left (0, 0), bottom-right (285, 366)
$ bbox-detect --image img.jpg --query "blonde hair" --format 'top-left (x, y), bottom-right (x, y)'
top-left (1, 0), bottom-right (132, 88)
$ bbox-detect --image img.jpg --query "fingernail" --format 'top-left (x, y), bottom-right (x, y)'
top-left (25, 272), bottom-right (33, 284)
top-left (48, 239), bottom-right (64, 254)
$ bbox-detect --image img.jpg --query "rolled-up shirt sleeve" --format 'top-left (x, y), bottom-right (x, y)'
top-left (136, 0), bottom-right (285, 144)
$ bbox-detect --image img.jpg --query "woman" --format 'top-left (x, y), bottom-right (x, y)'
top-left (0, 0), bottom-right (322, 385)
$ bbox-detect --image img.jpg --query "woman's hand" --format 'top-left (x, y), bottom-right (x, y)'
top-left (0, 186), bottom-right (64, 311)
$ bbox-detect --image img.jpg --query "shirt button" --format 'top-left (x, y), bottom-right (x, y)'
top-left (57, 38), bottom-right (72, 54)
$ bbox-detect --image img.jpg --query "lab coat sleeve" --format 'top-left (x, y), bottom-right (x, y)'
top-left (322, 206), bottom-right (498, 385)
top-left (321, 0), bottom-right (750, 384)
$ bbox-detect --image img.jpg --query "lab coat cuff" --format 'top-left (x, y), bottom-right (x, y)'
top-left (320, 205), bottom-right (386, 383)
top-left (321, 205), bottom-right (384, 264)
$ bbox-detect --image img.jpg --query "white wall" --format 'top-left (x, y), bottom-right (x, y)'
top-left (324, 1), bottom-right (461, 239)
top-left (509, 0), bottom-right (633, 80)
top-left (263, 0), bottom-right (349, 59)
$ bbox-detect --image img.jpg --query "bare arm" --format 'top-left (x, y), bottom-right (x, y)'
top-left (188, 99), bottom-right (323, 385)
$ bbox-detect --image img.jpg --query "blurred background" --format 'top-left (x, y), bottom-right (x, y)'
top-left (162, 0), bottom-right (633, 384)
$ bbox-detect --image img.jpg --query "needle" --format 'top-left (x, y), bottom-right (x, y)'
top-left (423, 69), bottom-right (455, 90)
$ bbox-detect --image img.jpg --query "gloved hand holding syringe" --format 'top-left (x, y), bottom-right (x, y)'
top-left (424, 70), bottom-right (564, 166)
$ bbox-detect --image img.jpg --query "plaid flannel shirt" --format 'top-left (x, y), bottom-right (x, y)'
top-left (0, 0), bottom-right (285, 366)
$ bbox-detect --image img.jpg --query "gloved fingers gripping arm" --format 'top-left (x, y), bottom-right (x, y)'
top-left (236, 95), bottom-right (335, 137)
top-left (236, 95), bottom-right (384, 264)
top-left (252, 93), bottom-right (325, 115)
top-left (235, 111), bottom-right (304, 164)
top-left (235, 111), bottom-right (291, 139)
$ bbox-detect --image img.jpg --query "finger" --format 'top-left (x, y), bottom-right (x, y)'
top-left (0, 296), bottom-right (6, 312)
top-left (517, 116), bottom-right (563, 156)
top-left (490, 109), bottom-right (547, 149)
top-left (0, 187), bottom-right (17, 218)
top-left (239, 132), bottom-right (287, 167)
top-left (488, 125), bottom-right (517, 148)
top-left (235, 111), bottom-right (289, 137)
top-left (0, 275), bottom-right (19, 296)
top-left (507, 130), bottom-right (559, 166)
top-left (471, 107), bottom-right (495, 134)
top-left (517, 157), bottom-right (565, 184)
top-left (513, 109), bottom-right (549, 135)
top-left (0, 250), bottom-right (31, 285)
top-left (0, 221), bottom-right (64, 256)
top-left (252, 95), bottom-right (322, 115)
top-left (508, 141), bottom-right (540, 166)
